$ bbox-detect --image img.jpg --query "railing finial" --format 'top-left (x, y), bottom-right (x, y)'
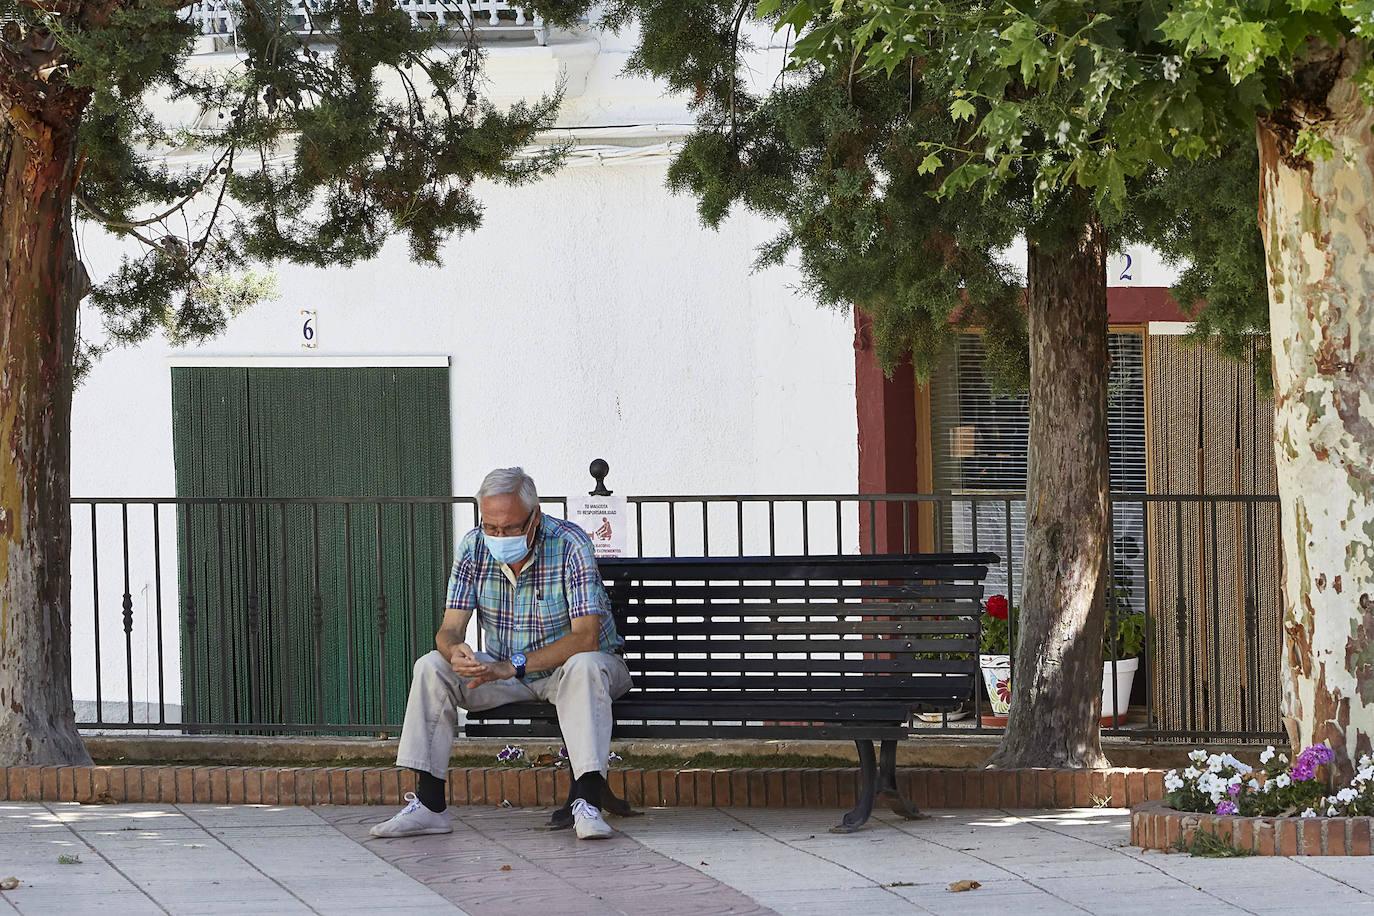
top-left (589, 458), bottom-right (612, 496)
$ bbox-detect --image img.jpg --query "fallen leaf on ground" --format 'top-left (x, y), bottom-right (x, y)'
top-left (0, 877), bottom-right (18, 890)
top-left (533, 754), bottom-right (557, 766)
top-left (700, 861), bottom-right (709, 866)
top-left (500, 865), bottom-right (512, 871)
top-left (948, 880), bottom-right (981, 892)
top-left (79, 793), bottom-right (117, 805)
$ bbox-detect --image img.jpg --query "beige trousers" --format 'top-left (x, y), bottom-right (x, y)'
top-left (395, 649), bottom-right (632, 780)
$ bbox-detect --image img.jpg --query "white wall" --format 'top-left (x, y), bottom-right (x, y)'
top-left (71, 161), bottom-right (857, 502)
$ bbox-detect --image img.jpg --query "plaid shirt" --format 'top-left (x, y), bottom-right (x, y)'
top-left (445, 514), bottom-right (621, 678)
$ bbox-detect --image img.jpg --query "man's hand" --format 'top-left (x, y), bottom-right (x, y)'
top-left (449, 643), bottom-right (514, 689)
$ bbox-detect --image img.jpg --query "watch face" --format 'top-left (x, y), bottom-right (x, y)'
top-left (511, 653), bottom-right (526, 666)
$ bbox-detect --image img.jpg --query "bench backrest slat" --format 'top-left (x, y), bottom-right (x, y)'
top-left (597, 553), bottom-right (992, 706)
top-left (609, 583), bottom-right (985, 600)
top-left (620, 619), bottom-right (979, 636)
top-left (624, 637), bottom-right (979, 655)
top-left (627, 672), bottom-right (973, 690)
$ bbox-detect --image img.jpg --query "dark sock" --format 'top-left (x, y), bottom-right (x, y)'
top-left (570, 770), bottom-right (606, 807)
top-left (414, 769), bottom-right (447, 813)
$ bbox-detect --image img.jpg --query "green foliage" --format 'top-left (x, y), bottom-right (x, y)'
top-left (600, 0), bottom-right (1268, 385)
top-left (601, 0), bottom-right (1037, 382)
top-left (789, 0), bottom-right (1374, 213)
top-left (2, 0), bottom-right (566, 364)
top-left (977, 600), bottom-right (1145, 658)
top-left (1124, 141), bottom-right (1272, 388)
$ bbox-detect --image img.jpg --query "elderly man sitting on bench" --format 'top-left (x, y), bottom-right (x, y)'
top-left (371, 466), bottom-right (631, 840)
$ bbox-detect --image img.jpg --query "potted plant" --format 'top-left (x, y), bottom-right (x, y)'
top-left (978, 593), bottom-right (1146, 727)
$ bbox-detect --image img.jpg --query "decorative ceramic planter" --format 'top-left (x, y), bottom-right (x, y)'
top-left (978, 654), bottom-right (1012, 725)
top-left (1100, 656), bottom-right (1139, 726)
top-left (979, 655), bottom-right (1140, 727)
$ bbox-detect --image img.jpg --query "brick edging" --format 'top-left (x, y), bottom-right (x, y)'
top-left (1131, 800), bottom-right (1374, 856)
top-left (0, 764), bottom-right (1166, 809)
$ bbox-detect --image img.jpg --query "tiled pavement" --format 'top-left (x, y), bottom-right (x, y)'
top-left (2, 802), bottom-right (1374, 914)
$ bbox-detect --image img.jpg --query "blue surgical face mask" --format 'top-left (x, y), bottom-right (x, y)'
top-left (483, 532), bottom-right (532, 565)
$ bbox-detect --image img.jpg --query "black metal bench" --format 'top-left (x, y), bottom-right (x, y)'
top-left (466, 552), bottom-right (996, 832)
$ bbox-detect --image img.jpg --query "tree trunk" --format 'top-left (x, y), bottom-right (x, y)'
top-left (1258, 38), bottom-right (1374, 778)
top-left (0, 106), bottom-right (92, 765)
top-left (986, 211), bottom-right (1111, 769)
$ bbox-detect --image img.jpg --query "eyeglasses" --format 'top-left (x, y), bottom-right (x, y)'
top-left (480, 508), bottom-right (536, 538)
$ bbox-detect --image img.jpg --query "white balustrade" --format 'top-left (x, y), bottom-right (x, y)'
top-left (185, 0), bottom-right (549, 45)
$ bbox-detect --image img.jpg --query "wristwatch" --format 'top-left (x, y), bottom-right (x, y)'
top-left (509, 652), bottom-right (527, 680)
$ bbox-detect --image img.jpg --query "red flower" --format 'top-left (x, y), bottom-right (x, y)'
top-left (985, 594), bottom-right (1009, 620)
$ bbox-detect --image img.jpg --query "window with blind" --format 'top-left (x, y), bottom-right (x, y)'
top-left (929, 332), bottom-right (1147, 613)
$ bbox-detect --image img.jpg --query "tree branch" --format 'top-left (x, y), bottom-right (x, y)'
top-left (73, 145), bottom-right (232, 230)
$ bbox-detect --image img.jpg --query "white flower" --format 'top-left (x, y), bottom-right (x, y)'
top-left (1260, 746), bottom-right (1276, 764)
top-left (1162, 56), bottom-right (1182, 83)
top-left (1189, 749), bottom-right (1208, 763)
top-left (1275, 774), bottom-right (1291, 788)
top-left (1337, 788), bottom-right (1358, 803)
top-left (1302, 808), bottom-right (1316, 818)
top-left (1184, 767), bottom-right (1200, 780)
top-left (1328, 806), bottom-right (1339, 817)
top-left (1248, 779), bottom-right (1260, 790)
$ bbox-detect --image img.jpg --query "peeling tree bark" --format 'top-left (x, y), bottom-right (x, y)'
top-left (1259, 39), bottom-right (1374, 778)
top-left (0, 104), bottom-right (92, 765)
top-left (986, 209), bottom-right (1112, 770)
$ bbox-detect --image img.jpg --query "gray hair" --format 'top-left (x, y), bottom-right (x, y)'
top-left (476, 467), bottom-right (539, 512)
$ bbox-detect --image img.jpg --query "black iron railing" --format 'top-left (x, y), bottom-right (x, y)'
top-left (68, 488), bottom-right (1284, 743)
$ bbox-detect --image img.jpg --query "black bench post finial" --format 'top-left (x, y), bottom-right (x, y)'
top-left (589, 458), bottom-right (612, 496)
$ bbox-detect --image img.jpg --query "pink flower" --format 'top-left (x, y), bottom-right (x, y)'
top-left (1216, 801), bottom-right (1238, 816)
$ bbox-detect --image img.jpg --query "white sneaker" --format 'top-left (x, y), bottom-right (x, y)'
top-left (370, 792), bottom-right (453, 838)
top-left (572, 798), bottom-right (613, 840)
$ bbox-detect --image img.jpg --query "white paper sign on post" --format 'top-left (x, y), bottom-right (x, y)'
top-left (569, 496), bottom-right (629, 557)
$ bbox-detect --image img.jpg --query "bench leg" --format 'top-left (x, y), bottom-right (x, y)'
top-left (875, 739), bottom-right (927, 820)
top-left (830, 739), bottom-right (879, 833)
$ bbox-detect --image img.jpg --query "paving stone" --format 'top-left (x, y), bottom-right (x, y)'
top-left (178, 804), bottom-right (331, 829)
top-left (751, 886), bottom-right (922, 915)
top-left (887, 877), bottom-right (1088, 915)
top-left (322, 805), bottom-right (775, 916)
top-left (7, 799), bottom-right (1374, 915)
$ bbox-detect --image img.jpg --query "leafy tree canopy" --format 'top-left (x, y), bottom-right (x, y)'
top-left (1, 0), bottom-right (567, 368)
top-left (595, 0), bottom-right (1267, 384)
